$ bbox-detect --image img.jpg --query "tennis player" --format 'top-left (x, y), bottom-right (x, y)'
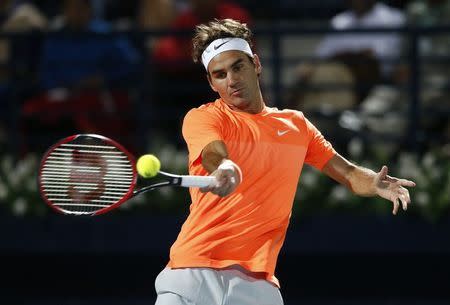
top-left (154, 18), bottom-right (416, 305)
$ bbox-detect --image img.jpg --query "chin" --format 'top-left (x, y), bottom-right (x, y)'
top-left (231, 98), bottom-right (250, 109)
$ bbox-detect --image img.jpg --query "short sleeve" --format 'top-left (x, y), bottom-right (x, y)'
top-left (303, 117), bottom-right (336, 170)
top-left (182, 108), bottom-right (223, 165)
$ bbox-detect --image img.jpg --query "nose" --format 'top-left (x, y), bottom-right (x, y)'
top-left (227, 71), bottom-right (239, 87)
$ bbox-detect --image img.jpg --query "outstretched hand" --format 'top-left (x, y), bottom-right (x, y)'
top-left (374, 165), bottom-right (416, 215)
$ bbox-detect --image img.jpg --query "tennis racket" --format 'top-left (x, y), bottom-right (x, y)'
top-left (38, 134), bottom-right (216, 216)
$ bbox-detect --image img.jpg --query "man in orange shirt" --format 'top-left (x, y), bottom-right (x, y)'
top-left (154, 18), bottom-right (416, 305)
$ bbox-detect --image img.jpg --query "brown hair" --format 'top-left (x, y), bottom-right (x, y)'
top-left (192, 18), bottom-right (253, 64)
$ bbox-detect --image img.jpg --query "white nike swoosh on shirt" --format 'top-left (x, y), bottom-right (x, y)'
top-left (277, 130), bottom-right (289, 136)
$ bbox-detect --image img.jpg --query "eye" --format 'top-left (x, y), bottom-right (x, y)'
top-left (215, 72), bottom-right (226, 79)
top-left (233, 64), bottom-right (243, 72)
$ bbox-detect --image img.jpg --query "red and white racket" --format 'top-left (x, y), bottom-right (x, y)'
top-left (38, 134), bottom-right (216, 216)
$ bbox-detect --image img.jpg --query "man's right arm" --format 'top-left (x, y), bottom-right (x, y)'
top-left (200, 140), bottom-right (242, 197)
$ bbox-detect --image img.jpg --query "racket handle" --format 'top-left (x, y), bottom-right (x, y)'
top-left (180, 175), bottom-right (217, 188)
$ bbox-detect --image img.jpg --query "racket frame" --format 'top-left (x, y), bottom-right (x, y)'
top-left (38, 134), bottom-right (138, 216)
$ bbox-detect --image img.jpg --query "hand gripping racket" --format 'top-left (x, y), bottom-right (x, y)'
top-left (38, 134), bottom-right (216, 216)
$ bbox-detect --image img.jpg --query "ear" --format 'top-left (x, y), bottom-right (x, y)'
top-left (207, 73), bottom-right (218, 92)
top-left (253, 54), bottom-right (262, 75)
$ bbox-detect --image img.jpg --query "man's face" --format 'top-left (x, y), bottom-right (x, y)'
top-left (207, 50), bottom-right (262, 111)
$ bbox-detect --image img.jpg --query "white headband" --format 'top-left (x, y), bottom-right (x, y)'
top-left (201, 38), bottom-right (253, 70)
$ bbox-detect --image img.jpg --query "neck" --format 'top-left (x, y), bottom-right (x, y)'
top-left (246, 94), bottom-right (265, 114)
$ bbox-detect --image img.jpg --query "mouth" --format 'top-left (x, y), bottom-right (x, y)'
top-left (231, 88), bottom-right (244, 97)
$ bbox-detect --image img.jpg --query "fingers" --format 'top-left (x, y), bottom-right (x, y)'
top-left (375, 166), bottom-right (389, 188)
top-left (201, 166), bottom-right (239, 197)
top-left (199, 185), bottom-right (213, 193)
top-left (214, 180), bottom-right (235, 197)
top-left (404, 188), bottom-right (411, 205)
top-left (212, 172), bottom-right (238, 197)
top-left (399, 192), bottom-right (408, 211)
top-left (378, 165), bottom-right (388, 180)
top-left (399, 179), bottom-right (416, 187)
top-left (392, 197), bottom-right (400, 215)
top-left (392, 187), bottom-right (412, 215)
top-left (385, 175), bottom-right (416, 188)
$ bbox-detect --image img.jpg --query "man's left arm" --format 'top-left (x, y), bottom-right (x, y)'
top-left (322, 154), bottom-right (416, 215)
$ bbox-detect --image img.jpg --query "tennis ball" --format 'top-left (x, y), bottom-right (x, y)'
top-left (136, 154), bottom-right (161, 178)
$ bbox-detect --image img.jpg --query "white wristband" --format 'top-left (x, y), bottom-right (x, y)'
top-left (218, 159), bottom-right (243, 183)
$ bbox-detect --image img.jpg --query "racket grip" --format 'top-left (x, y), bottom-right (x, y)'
top-left (180, 175), bottom-right (217, 188)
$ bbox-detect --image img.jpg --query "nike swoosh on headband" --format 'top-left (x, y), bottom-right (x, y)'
top-left (214, 39), bottom-right (231, 50)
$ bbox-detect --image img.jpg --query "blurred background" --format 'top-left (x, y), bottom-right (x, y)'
top-left (0, 0), bottom-right (449, 304)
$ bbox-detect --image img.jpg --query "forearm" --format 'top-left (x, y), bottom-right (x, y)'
top-left (323, 154), bottom-right (377, 197)
top-left (346, 165), bottom-right (378, 197)
top-left (200, 140), bottom-right (241, 197)
top-left (201, 140), bottom-right (229, 173)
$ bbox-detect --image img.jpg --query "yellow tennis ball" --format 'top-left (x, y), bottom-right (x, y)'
top-left (136, 154), bottom-right (161, 178)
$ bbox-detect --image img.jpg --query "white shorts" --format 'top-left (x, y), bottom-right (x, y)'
top-left (154, 266), bottom-right (284, 305)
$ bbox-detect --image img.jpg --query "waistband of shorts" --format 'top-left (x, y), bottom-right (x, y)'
top-left (219, 264), bottom-right (268, 280)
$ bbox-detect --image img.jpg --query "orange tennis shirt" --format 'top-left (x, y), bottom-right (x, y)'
top-left (167, 98), bottom-right (336, 287)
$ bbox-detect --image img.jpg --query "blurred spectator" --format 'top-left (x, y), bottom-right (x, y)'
top-left (82, 0), bottom-right (176, 30)
top-left (21, 0), bottom-right (140, 154)
top-left (406, 0), bottom-right (450, 146)
top-left (40, 0), bottom-right (139, 91)
top-left (136, 0), bottom-right (176, 52)
top-left (137, 0), bottom-right (175, 30)
top-left (103, 0), bottom-right (139, 28)
top-left (0, 0), bottom-right (47, 140)
top-left (148, 0), bottom-right (253, 143)
top-left (0, 0), bottom-right (48, 93)
top-left (288, 0), bottom-right (406, 112)
top-left (1, 1), bottom-right (47, 31)
top-left (407, 0), bottom-right (450, 25)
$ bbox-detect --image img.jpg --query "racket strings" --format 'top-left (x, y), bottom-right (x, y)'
top-left (40, 137), bottom-right (134, 215)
